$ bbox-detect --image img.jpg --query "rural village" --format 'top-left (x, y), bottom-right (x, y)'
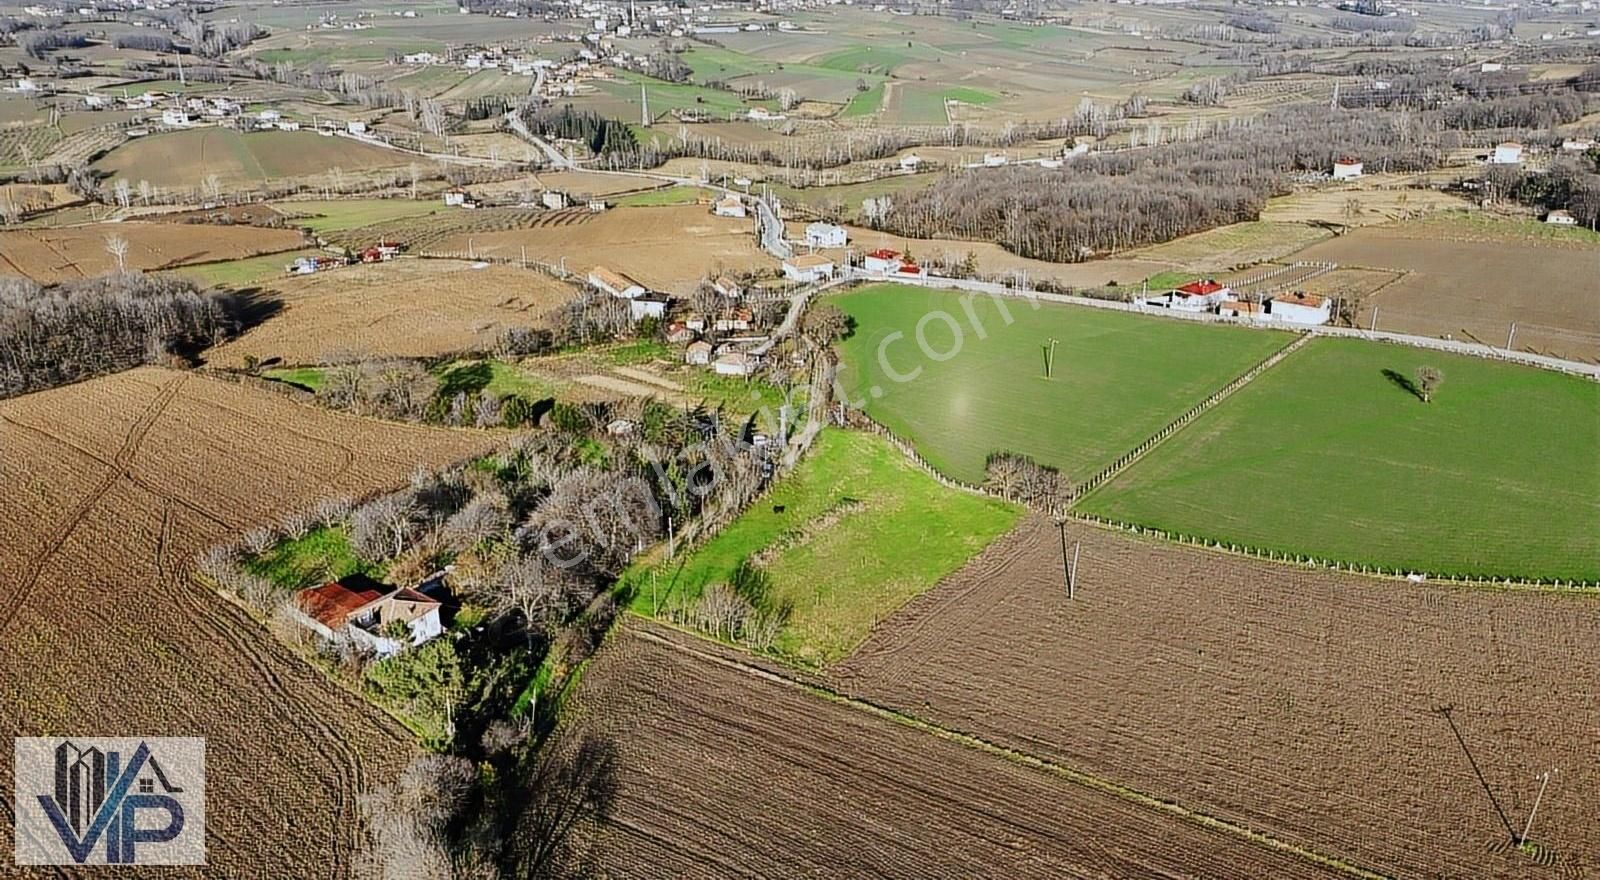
top-left (1, 0), bottom-right (1599, 875)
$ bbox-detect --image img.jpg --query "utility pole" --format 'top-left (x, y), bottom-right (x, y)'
top-left (1505, 322), bottom-right (1518, 351)
top-left (640, 83), bottom-right (649, 126)
top-left (1519, 769), bottom-right (1556, 846)
top-left (1330, 81), bottom-right (1339, 110)
top-left (1069, 541), bottom-right (1080, 600)
top-left (1369, 307), bottom-right (1379, 332)
top-left (1044, 337), bottom-right (1059, 378)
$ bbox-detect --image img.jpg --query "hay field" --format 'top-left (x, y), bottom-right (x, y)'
top-left (1124, 220), bottom-right (1334, 271)
top-left (1081, 338), bottom-right (1600, 580)
top-left (0, 221), bottom-right (307, 283)
top-left (1260, 183), bottom-right (1474, 227)
top-left (836, 224), bottom-right (1167, 287)
top-left (93, 128), bottom-right (411, 189)
top-left (0, 367), bottom-right (494, 876)
top-left (431, 205), bottom-right (774, 295)
top-left (1296, 217), bottom-right (1600, 361)
top-left (204, 259), bottom-right (578, 367)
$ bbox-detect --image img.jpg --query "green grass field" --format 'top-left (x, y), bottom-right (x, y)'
top-left (246, 525), bottom-right (378, 589)
top-left (276, 199), bottom-right (441, 234)
top-left (614, 186), bottom-right (708, 207)
top-left (621, 429), bottom-right (1019, 666)
top-left (1081, 338), bottom-right (1600, 581)
top-left (834, 284), bottom-right (1292, 484)
top-left (262, 366), bottom-right (328, 392)
top-left (840, 84), bottom-right (885, 117)
top-left (175, 249), bottom-right (316, 288)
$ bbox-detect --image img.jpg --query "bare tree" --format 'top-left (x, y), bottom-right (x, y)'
top-left (1416, 366), bottom-right (1442, 403)
top-left (104, 234), bottom-right (129, 273)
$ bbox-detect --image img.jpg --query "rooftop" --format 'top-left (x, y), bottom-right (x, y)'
top-left (1273, 292), bottom-right (1326, 309)
top-left (297, 581), bottom-right (385, 630)
top-left (788, 253), bottom-right (834, 268)
top-left (1175, 280), bottom-right (1227, 296)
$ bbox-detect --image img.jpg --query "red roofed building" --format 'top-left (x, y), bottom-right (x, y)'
top-left (293, 580), bottom-right (444, 658)
top-left (863, 248), bottom-right (903, 274)
top-left (1145, 278), bottom-right (1233, 312)
top-left (893, 261), bottom-right (928, 284)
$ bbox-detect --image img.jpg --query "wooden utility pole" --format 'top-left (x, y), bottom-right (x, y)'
top-left (1044, 337), bottom-right (1059, 378)
top-left (1519, 769), bottom-right (1556, 846)
top-left (1069, 541), bottom-right (1081, 599)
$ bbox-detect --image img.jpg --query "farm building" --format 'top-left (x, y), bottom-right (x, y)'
top-left (862, 248), bottom-right (905, 275)
top-left (713, 351), bottom-right (757, 376)
top-left (783, 253), bottom-right (835, 282)
top-left (900, 153), bottom-right (922, 172)
top-left (1332, 158), bottom-right (1364, 180)
top-left (542, 190), bottom-right (568, 210)
top-left (983, 152), bottom-right (1008, 167)
top-left (714, 308), bottom-right (754, 332)
top-left (588, 265), bottom-right (647, 299)
top-left (891, 261), bottom-right (928, 284)
top-left (685, 340), bottom-right (713, 365)
top-left (587, 199), bottom-right (607, 212)
top-left (712, 276), bottom-right (742, 298)
top-left (1545, 210), bottom-right (1578, 226)
top-left (443, 189), bottom-right (472, 207)
top-left (292, 580), bottom-right (443, 659)
top-left (1491, 142), bottom-right (1523, 165)
top-left (1481, 61), bottom-right (1504, 72)
top-left (160, 109), bottom-right (194, 127)
top-left (805, 222), bottom-right (847, 249)
top-left (347, 121), bottom-right (368, 135)
top-left (1219, 300), bottom-right (1265, 321)
top-left (1147, 279), bottom-right (1232, 311)
top-left (1269, 291), bottom-right (1331, 325)
top-left (713, 195), bottom-right (747, 218)
top-left (1562, 139), bottom-right (1595, 152)
top-left (629, 293), bottom-right (671, 321)
top-left (665, 321), bottom-right (694, 343)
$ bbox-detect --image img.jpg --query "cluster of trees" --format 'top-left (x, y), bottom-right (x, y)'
top-left (522, 105), bottom-right (638, 158)
top-left (19, 29), bottom-right (88, 59)
top-left (983, 452), bottom-right (1073, 512)
top-left (1483, 155), bottom-right (1600, 228)
top-left (1226, 13), bottom-right (1280, 34)
top-left (1330, 14), bottom-right (1415, 33)
top-left (0, 274), bottom-right (240, 398)
top-left (463, 95), bottom-right (513, 121)
top-left (111, 33), bottom-right (177, 52)
top-left (869, 106), bottom-right (1442, 262)
top-left (1440, 93), bottom-right (1586, 131)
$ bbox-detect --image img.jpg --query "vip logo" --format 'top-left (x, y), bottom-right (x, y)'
top-left (13, 737), bottom-right (205, 866)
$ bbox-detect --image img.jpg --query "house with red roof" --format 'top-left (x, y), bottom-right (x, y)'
top-left (862, 248), bottom-right (904, 275)
top-left (1144, 278), bottom-right (1233, 312)
top-left (293, 579), bottom-right (444, 658)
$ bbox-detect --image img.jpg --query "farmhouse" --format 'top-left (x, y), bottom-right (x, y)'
top-left (1562, 139), bottom-right (1595, 152)
top-left (542, 190), bottom-right (568, 210)
top-left (685, 340), bottom-right (713, 365)
top-left (1269, 291), bottom-right (1331, 325)
top-left (665, 321), bottom-right (694, 343)
top-left (1545, 210), bottom-right (1578, 226)
top-left (783, 253), bottom-right (835, 282)
top-left (713, 351), bottom-right (757, 376)
top-left (347, 121), bottom-right (368, 135)
top-left (900, 153), bottom-right (922, 172)
top-left (862, 248), bottom-right (904, 275)
top-left (443, 189), bottom-right (472, 207)
top-left (589, 265), bottom-right (647, 298)
top-left (1491, 142), bottom-right (1523, 165)
top-left (1219, 300), bottom-right (1265, 321)
top-left (629, 293), bottom-right (671, 320)
top-left (1148, 279), bottom-right (1232, 311)
top-left (160, 109), bottom-right (194, 127)
top-left (714, 308), bottom-right (754, 332)
top-left (292, 580), bottom-right (443, 659)
top-left (1332, 158), bottom-right (1363, 179)
top-left (713, 194), bottom-right (747, 218)
top-left (805, 222), bottom-right (847, 248)
top-left (712, 275), bottom-right (742, 298)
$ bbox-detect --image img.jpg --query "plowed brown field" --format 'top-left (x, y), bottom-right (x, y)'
top-left (203, 259), bottom-right (577, 367)
top-left (834, 516), bottom-right (1600, 880)
top-left (560, 621), bottom-right (1349, 879)
top-left (0, 221), bottom-right (306, 283)
top-left (0, 367), bottom-right (496, 876)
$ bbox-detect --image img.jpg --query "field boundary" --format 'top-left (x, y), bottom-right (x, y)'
top-left (1073, 333), bottom-right (1312, 500)
top-left (627, 620), bottom-right (1391, 880)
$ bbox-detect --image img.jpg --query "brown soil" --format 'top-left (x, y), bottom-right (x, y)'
top-left (0, 221), bottom-right (306, 283)
top-left (0, 367), bottom-right (496, 876)
top-left (833, 516), bottom-right (1600, 879)
top-left (559, 620), bottom-right (1348, 879)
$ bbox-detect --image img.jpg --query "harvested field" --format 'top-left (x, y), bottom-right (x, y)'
top-left (0, 221), bottom-right (307, 283)
top-left (1297, 218), bottom-right (1600, 362)
top-left (1125, 220), bottom-right (1333, 271)
top-left (1260, 184), bottom-right (1473, 227)
top-left (432, 205), bottom-right (775, 295)
top-left (91, 128), bottom-right (411, 190)
top-left (559, 620), bottom-right (1348, 879)
top-left (0, 367), bottom-right (495, 876)
top-left (531, 170), bottom-right (662, 198)
top-left (835, 516), bottom-right (1600, 880)
top-left (836, 224), bottom-right (1165, 288)
top-left (203, 259), bottom-right (578, 367)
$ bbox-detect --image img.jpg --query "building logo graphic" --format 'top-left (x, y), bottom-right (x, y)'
top-left (13, 737), bottom-right (205, 865)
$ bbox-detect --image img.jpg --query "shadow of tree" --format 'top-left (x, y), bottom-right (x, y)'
top-left (1381, 368), bottom-right (1424, 402)
top-left (436, 361), bottom-right (495, 398)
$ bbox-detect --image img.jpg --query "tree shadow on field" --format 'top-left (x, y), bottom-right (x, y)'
top-left (1381, 368), bottom-right (1425, 403)
top-left (437, 360), bottom-right (495, 398)
top-left (221, 286), bottom-right (286, 335)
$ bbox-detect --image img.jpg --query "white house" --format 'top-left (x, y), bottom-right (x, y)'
top-left (685, 340), bottom-right (713, 365)
top-left (629, 293), bottom-right (671, 320)
top-left (542, 190), bottom-right (568, 210)
top-left (1480, 61), bottom-right (1504, 73)
top-left (713, 194), bottom-right (746, 218)
top-left (713, 351), bottom-right (757, 377)
top-left (1218, 300), bottom-right (1266, 321)
top-left (83, 94), bottom-right (107, 109)
top-left (1561, 139), bottom-right (1594, 152)
top-left (862, 248), bottom-right (905, 275)
top-left (347, 120), bottom-right (368, 135)
top-left (712, 275), bottom-right (742, 298)
top-left (1491, 142), bottom-right (1523, 165)
top-left (747, 107), bottom-right (786, 121)
top-left (276, 120), bottom-right (301, 131)
top-left (293, 581), bottom-right (444, 659)
top-left (588, 265), bottom-right (647, 299)
top-left (1332, 158), bottom-right (1364, 180)
top-left (982, 152), bottom-right (1008, 167)
top-left (1269, 291), bottom-right (1331, 325)
top-left (805, 222), bottom-right (847, 249)
top-left (1148, 279), bottom-right (1232, 311)
top-left (1545, 210), bottom-right (1577, 226)
top-left (783, 253), bottom-right (835, 282)
top-left (160, 109), bottom-right (193, 126)
top-left (443, 189), bottom-right (470, 207)
top-left (402, 51), bottom-right (438, 64)
top-left (899, 153), bottom-right (922, 172)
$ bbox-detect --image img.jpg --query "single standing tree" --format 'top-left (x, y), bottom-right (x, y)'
top-left (104, 234), bottom-right (129, 273)
top-left (1416, 365), bottom-right (1442, 403)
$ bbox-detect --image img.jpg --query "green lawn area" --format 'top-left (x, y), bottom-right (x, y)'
top-left (840, 84), bottom-right (885, 117)
top-left (603, 70), bottom-right (756, 118)
top-left (245, 525), bottom-right (379, 590)
top-left (1079, 338), bottom-right (1600, 581)
top-left (261, 366), bottom-right (327, 392)
top-left (276, 199), bottom-right (441, 234)
top-left (175, 249), bottom-right (313, 288)
top-left (834, 284), bottom-right (1292, 484)
top-left (615, 186), bottom-right (708, 207)
top-left (622, 429), bottom-right (1020, 666)
top-left (435, 359), bottom-right (556, 399)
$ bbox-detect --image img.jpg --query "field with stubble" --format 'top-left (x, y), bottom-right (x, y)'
top-left (0, 221), bottom-right (307, 284)
top-left (556, 620), bottom-right (1349, 879)
top-left (0, 367), bottom-right (495, 876)
top-left (203, 259), bottom-right (578, 367)
top-left (833, 516), bottom-right (1600, 880)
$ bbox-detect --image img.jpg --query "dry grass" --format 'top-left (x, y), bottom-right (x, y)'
top-left (204, 258), bottom-right (579, 367)
top-left (0, 221), bottom-right (307, 283)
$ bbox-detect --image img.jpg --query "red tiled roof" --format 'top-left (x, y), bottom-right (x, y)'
top-left (866, 248), bottom-right (901, 260)
top-left (1274, 292), bottom-right (1326, 308)
top-left (1175, 280), bottom-right (1226, 296)
top-left (297, 581), bottom-right (384, 630)
top-left (896, 262), bottom-right (924, 275)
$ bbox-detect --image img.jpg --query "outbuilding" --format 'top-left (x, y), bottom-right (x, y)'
top-left (783, 253), bottom-right (835, 282)
top-left (1269, 291), bottom-right (1331, 325)
top-left (588, 265), bottom-right (647, 299)
top-left (805, 222), bottom-right (847, 249)
top-left (1332, 158), bottom-right (1364, 180)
